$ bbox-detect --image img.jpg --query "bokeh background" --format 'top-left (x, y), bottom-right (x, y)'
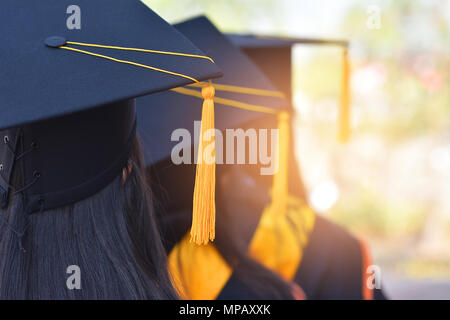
top-left (144, 0), bottom-right (450, 299)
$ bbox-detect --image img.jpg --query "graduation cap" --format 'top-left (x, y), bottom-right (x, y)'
top-left (228, 34), bottom-right (351, 142)
top-left (0, 1), bottom-right (221, 218)
top-left (137, 16), bottom-right (291, 245)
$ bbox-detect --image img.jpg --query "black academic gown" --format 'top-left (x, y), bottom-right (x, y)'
top-left (295, 215), bottom-right (385, 299)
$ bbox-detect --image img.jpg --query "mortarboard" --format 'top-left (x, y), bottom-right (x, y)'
top-left (0, 1), bottom-right (221, 216)
top-left (137, 16), bottom-right (291, 246)
top-left (228, 34), bottom-right (351, 142)
top-left (226, 34), bottom-right (351, 199)
top-left (227, 33), bottom-right (352, 217)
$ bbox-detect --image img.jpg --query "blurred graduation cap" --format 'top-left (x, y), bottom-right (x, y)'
top-left (0, 1), bottom-right (220, 218)
top-left (228, 34), bottom-right (351, 142)
top-left (225, 35), bottom-right (356, 287)
top-left (137, 16), bottom-right (291, 245)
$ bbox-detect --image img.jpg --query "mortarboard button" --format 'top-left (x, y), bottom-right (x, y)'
top-left (44, 36), bottom-right (67, 48)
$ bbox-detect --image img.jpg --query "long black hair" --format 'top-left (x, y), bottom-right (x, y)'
top-left (0, 137), bottom-right (177, 299)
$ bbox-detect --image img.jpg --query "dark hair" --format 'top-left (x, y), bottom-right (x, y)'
top-left (0, 137), bottom-right (177, 299)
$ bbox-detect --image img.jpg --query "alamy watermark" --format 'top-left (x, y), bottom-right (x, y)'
top-left (366, 5), bottom-right (381, 30)
top-left (366, 264), bottom-right (382, 290)
top-left (171, 121), bottom-right (279, 175)
top-left (66, 5), bottom-right (81, 30)
top-left (66, 265), bottom-right (81, 290)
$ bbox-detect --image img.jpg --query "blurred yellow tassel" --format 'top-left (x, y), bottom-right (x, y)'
top-left (338, 48), bottom-right (351, 143)
top-left (270, 111), bottom-right (290, 217)
top-left (191, 84), bottom-right (216, 245)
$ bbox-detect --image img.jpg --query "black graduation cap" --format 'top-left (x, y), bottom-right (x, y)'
top-left (226, 34), bottom-right (351, 232)
top-left (228, 34), bottom-right (351, 141)
top-left (136, 16), bottom-right (290, 245)
top-left (137, 17), bottom-right (288, 165)
top-left (0, 1), bottom-right (221, 214)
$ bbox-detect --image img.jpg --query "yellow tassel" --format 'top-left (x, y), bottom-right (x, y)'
top-left (270, 111), bottom-right (290, 217)
top-left (190, 84), bottom-right (216, 245)
top-left (338, 48), bottom-right (351, 143)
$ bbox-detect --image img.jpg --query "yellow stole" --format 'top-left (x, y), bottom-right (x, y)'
top-left (168, 195), bottom-right (315, 299)
top-left (249, 196), bottom-right (315, 280)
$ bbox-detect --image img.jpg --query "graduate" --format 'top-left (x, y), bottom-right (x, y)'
top-left (0, 0), bottom-right (221, 299)
top-left (227, 33), bottom-right (386, 299)
top-left (137, 16), bottom-right (304, 300)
